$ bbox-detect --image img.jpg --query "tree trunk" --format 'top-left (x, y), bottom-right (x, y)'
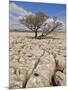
top-left (42, 32), bottom-right (44, 36)
top-left (35, 30), bottom-right (37, 39)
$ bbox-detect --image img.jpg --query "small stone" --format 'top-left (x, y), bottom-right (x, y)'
top-left (54, 71), bottom-right (66, 86)
top-left (56, 55), bottom-right (65, 71)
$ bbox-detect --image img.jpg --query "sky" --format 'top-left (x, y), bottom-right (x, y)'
top-left (9, 1), bottom-right (66, 30)
top-left (9, 1), bottom-right (66, 22)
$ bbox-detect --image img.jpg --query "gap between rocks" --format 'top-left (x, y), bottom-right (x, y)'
top-left (23, 48), bottom-right (45, 88)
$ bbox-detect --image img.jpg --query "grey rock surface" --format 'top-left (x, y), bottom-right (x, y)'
top-left (54, 71), bottom-right (66, 86)
top-left (26, 54), bottom-right (56, 87)
top-left (9, 32), bottom-right (66, 88)
top-left (56, 55), bottom-right (66, 71)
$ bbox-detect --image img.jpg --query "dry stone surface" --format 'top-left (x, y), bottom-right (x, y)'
top-left (54, 71), bottom-right (66, 86)
top-left (9, 32), bottom-right (66, 88)
top-left (26, 54), bottom-right (56, 87)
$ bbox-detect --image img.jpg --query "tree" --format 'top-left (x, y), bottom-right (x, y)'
top-left (20, 12), bottom-right (48, 38)
top-left (41, 17), bottom-right (63, 37)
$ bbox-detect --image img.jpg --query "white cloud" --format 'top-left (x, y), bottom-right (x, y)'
top-left (9, 2), bottom-right (33, 30)
top-left (9, 3), bottom-right (33, 18)
top-left (9, 14), bottom-right (30, 30)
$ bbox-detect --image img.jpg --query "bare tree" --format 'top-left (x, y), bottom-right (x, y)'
top-left (20, 12), bottom-right (48, 38)
top-left (41, 17), bottom-right (63, 37)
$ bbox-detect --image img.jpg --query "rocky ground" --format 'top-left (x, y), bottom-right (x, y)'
top-left (9, 31), bottom-right (66, 89)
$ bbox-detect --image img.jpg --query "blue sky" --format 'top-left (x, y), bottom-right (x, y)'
top-left (10, 1), bottom-right (66, 22)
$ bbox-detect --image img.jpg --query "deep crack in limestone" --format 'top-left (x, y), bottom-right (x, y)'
top-left (23, 49), bottom-right (45, 88)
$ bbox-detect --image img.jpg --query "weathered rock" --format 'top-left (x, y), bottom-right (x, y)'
top-left (56, 55), bottom-right (65, 71)
top-left (26, 54), bottom-right (56, 88)
top-left (9, 32), bottom-right (66, 88)
top-left (9, 67), bottom-right (15, 75)
top-left (9, 79), bottom-right (23, 88)
top-left (54, 71), bottom-right (66, 86)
